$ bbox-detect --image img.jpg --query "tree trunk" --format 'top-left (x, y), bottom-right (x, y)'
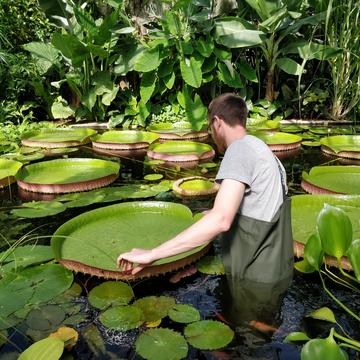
top-left (265, 68), bottom-right (274, 102)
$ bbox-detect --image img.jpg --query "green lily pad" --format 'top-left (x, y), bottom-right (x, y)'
top-left (320, 135), bottom-right (360, 154)
top-left (51, 202), bottom-right (207, 273)
top-left (99, 305), bottom-right (144, 331)
top-left (302, 166), bottom-right (360, 194)
top-left (88, 281), bottom-right (134, 309)
top-left (253, 131), bottom-right (302, 145)
top-left (11, 201), bottom-right (67, 218)
top-left (92, 130), bottom-right (159, 145)
top-left (179, 179), bottom-right (214, 191)
top-left (0, 245), bottom-right (54, 272)
top-left (3, 152), bottom-right (45, 162)
top-left (135, 328), bottom-right (188, 360)
top-left (147, 122), bottom-right (193, 135)
top-left (196, 256), bottom-right (225, 275)
top-left (21, 128), bottom-right (96, 147)
top-left (144, 173), bottom-right (163, 181)
top-left (280, 125), bottom-right (303, 133)
top-left (184, 320), bottom-right (234, 350)
top-left (306, 307), bottom-right (336, 323)
top-left (16, 158), bottom-right (120, 185)
top-left (0, 158), bottom-right (22, 183)
top-left (198, 162), bottom-right (217, 169)
top-left (148, 140), bottom-right (214, 156)
top-left (144, 159), bottom-right (166, 166)
top-left (43, 147), bottom-right (78, 156)
top-left (168, 304), bottom-right (200, 324)
top-left (284, 331), bottom-right (311, 343)
top-left (309, 127), bottom-right (329, 135)
top-left (18, 337), bottom-right (64, 360)
top-left (134, 296), bottom-right (176, 322)
top-left (26, 305), bottom-right (66, 331)
top-left (64, 193), bottom-right (106, 208)
top-left (302, 141), bottom-right (321, 147)
top-left (291, 195), bottom-right (360, 244)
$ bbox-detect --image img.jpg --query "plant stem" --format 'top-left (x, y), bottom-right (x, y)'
top-left (319, 272), bottom-right (360, 322)
top-left (338, 258), bottom-right (360, 284)
top-left (334, 331), bottom-right (360, 350)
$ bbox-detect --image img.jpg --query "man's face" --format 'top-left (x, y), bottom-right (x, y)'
top-left (209, 119), bottom-right (226, 154)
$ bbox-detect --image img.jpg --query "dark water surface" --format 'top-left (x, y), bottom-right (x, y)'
top-left (0, 145), bottom-right (360, 359)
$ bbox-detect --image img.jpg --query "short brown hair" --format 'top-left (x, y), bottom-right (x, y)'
top-left (208, 93), bottom-right (248, 127)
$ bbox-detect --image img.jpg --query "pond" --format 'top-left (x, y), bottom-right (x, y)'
top-left (0, 139), bottom-right (359, 360)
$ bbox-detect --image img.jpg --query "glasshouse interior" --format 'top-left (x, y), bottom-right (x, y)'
top-left (0, 0), bottom-right (360, 359)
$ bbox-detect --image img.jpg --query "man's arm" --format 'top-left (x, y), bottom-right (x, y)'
top-left (117, 179), bottom-right (245, 274)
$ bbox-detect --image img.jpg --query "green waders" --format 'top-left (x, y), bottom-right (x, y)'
top-left (220, 196), bottom-right (293, 283)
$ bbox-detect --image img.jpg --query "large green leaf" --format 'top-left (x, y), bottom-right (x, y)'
top-left (99, 305), bottom-right (144, 330)
top-left (0, 158), bottom-right (22, 180)
top-left (16, 158), bottom-right (119, 185)
top-left (51, 97), bottom-right (75, 119)
top-left (51, 33), bottom-right (89, 67)
top-left (292, 195), bottom-right (360, 245)
top-left (317, 204), bottom-right (353, 260)
top-left (184, 93), bottom-right (208, 131)
top-left (23, 42), bottom-right (59, 74)
top-left (180, 58), bottom-right (202, 88)
top-left (114, 43), bottom-right (145, 75)
top-left (276, 57), bottom-right (302, 75)
top-left (134, 296), bottom-right (175, 322)
top-left (18, 337), bottom-right (64, 360)
top-left (217, 62), bottom-right (243, 88)
top-left (347, 239), bottom-right (360, 281)
top-left (214, 18), bottom-right (264, 48)
top-left (303, 233), bottom-right (323, 271)
top-left (134, 47), bottom-right (162, 73)
top-left (88, 281), bottom-right (134, 310)
top-left (51, 202), bottom-right (207, 271)
top-left (302, 166), bottom-right (360, 194)
top-left (135, 328), bottom-right (188, 360)
top-left (140, 71), bottom-right (157, 103)
top-left (0, 245), bottom-right (54, 273)
top-left (237, 59), bottom-right (258, 82)
top-left (184, 320), bottom-right (234, 350)
top-left (320, 135), bottom-right (360, 154)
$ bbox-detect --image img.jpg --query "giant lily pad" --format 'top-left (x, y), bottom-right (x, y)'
top-left (21, 128), bottom-right (97, 148)
top-left (0, 158), bottom-right (22, 188)
top-left (92, 130), bottom-right (159, 151)
top-left (252, 131), bottom-right (302, 151)
top-left (301, 166), bottom-right (360, 194)
top-left (320, 135), bottom-right (360, 159)
top-left (135, 328), bottom-right (188, 360)
top-left (184, 320), bottom-right (234, 350)
top-left (147, 122), bottom-right (208, 141)
top-left (147, 141), bottom-right (215, 169)
top-left (16, 158), bottom-right (120, 193)
top-left (173, 176), bottom-right (219, 198)
top-left (51, 201), bottom-right (210, 280)
top-left (292, 195), bottom-right (360, 245)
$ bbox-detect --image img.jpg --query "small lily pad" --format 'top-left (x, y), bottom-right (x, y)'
top-left (198, 162), bottom-right (217, 169)
top-left (99, 305), bottom-right (144, 331)
top-left (184, 320), bottom-right (234, 350)
top-left (11, 201), bottom-right (67, 218)
top-left (135, 328), bottom-right (188, 360)
top-left (144, 173), bottom-right (163, 181)
top-left (26, 305), bottom-right (66, 331)
top-left (168, 304), bottom-right (200, 324)
top-left (134, 296), bottom-right (176, 322)
top-left (145, 159), bottom-right (166, 166)
top-left (196, 256), bottom-right (225, 275)
top-left (302, 141), bottom-right (321, 147)
top-left (88, 281), bottom-right (134, 310)
top-left (284, 331), bottom-right (311, 342)
top-left (306, 307), bottom-right (336, 323)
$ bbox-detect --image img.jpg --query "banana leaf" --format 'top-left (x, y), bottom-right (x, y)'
top-left (302, 166), bottom-right (360, 194)
top-left (291, 194), bottom-right (360, 244)
top-left (51, 201), bottom-right (208, 276)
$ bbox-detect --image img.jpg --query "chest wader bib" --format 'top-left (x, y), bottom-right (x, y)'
top-left (220, 197), bottom-right (293, 283)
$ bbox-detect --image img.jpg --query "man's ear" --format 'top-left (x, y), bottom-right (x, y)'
top-left (213, 115), bottom-right (222, 129)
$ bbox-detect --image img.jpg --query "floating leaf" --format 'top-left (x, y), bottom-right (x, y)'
top-left (146, 319), bottom-right (161, 328)
top-left (284, 332), bottom-right (311, 343)
top-left (198, 162), bottom-right (217, 169)
top-left (0, 245), bottom-right (54, 272)
top-left (196, 256), bottom-right (225, 275)
top-left (302, 141), bottom-right (321, 147)
top-left (49, 326), bottom-right (78, 350)
top-left (26, 305), bottom-right (65, 331)
top-left (18, 337), bottom-right (64, 360)
top-left (135, 328), bottom-right (188, 360)
top-left (11, 201), bottom-right (67, 218)
top-left (184, 320), bottom-right (234, 350)
top-left (144, 174), bottom-right (163, 181)
top-left (347, 239), bottom-right (360, 280)
top-left (317, 204), bottom-right (353, 260)
top-left (168, 304), bottom-right (200, 324)
top-left (99, 305), bottom-right (144, 331)
top-left (306, 307), bottom-right (336, 323)
top-left (134, 296), bottom-right (176, 322)
top-left (88, 281), bottom-right (134, 309)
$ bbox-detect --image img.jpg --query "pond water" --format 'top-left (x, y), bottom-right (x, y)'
top-left (0, 142), bottom-right (360, 360)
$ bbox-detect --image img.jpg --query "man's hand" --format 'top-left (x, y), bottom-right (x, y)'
top-left (116, 248), bottom-right (154, 275)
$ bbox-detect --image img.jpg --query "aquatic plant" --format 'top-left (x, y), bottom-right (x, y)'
top-left (320, 135), bottom-right (360, 160)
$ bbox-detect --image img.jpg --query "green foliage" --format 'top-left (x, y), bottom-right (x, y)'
top-left (26, 305), bottom-right (65, 331)
top-left (196, 256), bottom-right (225, 275)
top-left (99, 305), bottom-right (144, 331)
top-left (134, 296), bottom-right (176, 322)
top-left (18, 337), bottom-right (64, 360)
top-left (168, 304), bottom-right (200, 324)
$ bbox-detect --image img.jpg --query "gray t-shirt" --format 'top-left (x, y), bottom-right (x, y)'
top-left (215, 135), bottom-right (286, 222)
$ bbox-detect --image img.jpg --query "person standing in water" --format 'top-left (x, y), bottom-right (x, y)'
top-left (117, 93), bottom-right (293, 285)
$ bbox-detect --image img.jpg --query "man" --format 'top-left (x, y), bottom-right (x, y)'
top-left (117, 93), bottom-right (293, 283)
